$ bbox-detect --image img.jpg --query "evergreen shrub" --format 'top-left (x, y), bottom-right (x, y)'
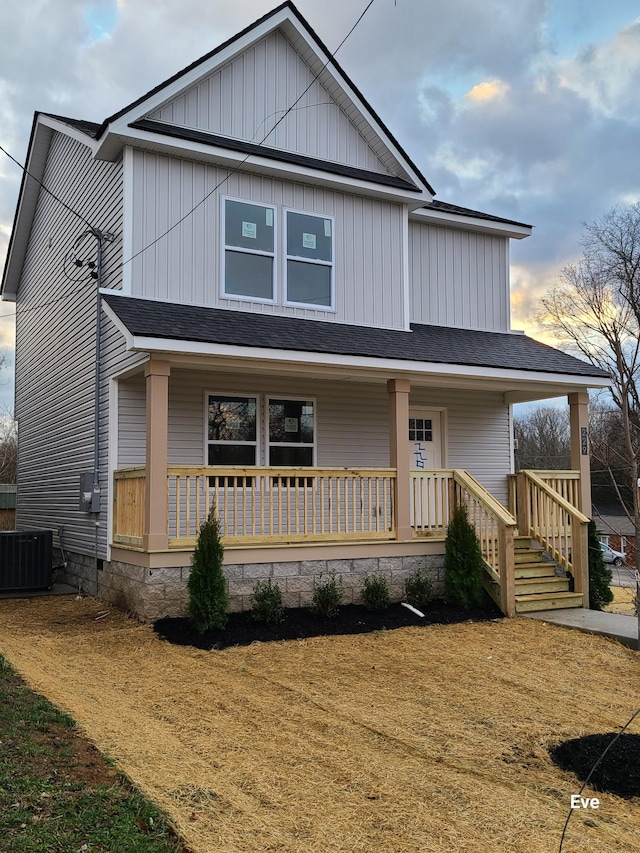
top-left (404, 567), bottom-right (433, 611)
top-left (250, 579), bottom-right (285, 624)
top-left (187, 511), bottom-right (229, 633)
top-left (361, 574), bottom-right (390, 611)
top-left (444, 504), bottom-right (485, 609)
top-left (311, 573), bottom-right (343, 618)
top-left (588, 520), bottom-right (614, 610)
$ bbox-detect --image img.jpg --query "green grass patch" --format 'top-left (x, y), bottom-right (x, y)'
top-left (0, 654), bottom-right (188, 853)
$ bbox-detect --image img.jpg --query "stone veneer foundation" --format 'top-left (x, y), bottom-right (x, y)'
top-left (55, 549), bottom-right (445, 622)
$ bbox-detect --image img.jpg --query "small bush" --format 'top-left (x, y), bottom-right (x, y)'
top-left (250, 579), bottom-right (285, 624)
top-left (444, 504), bottom-right (485, 609)
top-left (311, 573), bottom-right (343, 618)
top-left (187, 510), bottom-right (229, 633)
top-left (588, 520), bottom-right (613, 610)
top-left (404, 567), bottom-right (432, 611)
top-left (361, 574), bottom-right (390, 611)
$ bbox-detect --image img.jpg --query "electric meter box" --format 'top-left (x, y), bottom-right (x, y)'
top-left (79, 473), bottom-right (101, 512)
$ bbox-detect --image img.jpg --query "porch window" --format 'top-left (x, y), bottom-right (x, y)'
top-left (223, 199), bottom-right (276, 302)
top-left (285, 211), bottom-right (333, 308)
top-left (268, 398), bottom-right (315, 483)
top-left (207, 394), bottom-right (258, 469)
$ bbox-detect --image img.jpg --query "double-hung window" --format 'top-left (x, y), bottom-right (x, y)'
top-left (223, 199), bottom-right (276, 302)
top-left (207, 394), bottom-right (258, 467)
top-left (285, 211), bottom-right (334, 308)
top-left (268, 398), bottom-right (315, 467)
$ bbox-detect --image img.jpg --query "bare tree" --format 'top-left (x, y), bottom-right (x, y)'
top-left (514, 405), bottom-right (570, 470)
top-left (539, 202), bottom-right (640, 571)
top-left (0, 407), bottom-right (17, 484)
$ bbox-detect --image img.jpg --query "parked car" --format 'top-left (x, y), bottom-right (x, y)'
top-left (600, 542), bottom-right (625, 566)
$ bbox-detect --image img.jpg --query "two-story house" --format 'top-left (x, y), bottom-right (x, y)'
top-left (1, 2), bottom-right (608, 620)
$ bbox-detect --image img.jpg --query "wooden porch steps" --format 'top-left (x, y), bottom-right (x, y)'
top-left (512, 536), bottom-right (583, 614)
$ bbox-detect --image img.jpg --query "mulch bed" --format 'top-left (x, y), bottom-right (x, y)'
top-left (154, 598), bottom-right (502, 650)
top-left (549, 733), bottom-right (640, 799)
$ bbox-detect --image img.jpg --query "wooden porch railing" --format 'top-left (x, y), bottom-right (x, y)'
top-left (514, 470), bottom-right (589, 599)
top-left (410, 469), bottom-right (518, 616)
top-left (113, 467), bottom-right (145, 547)
top-left (165, 466), bottom-right (397, 547)
top-left (508, 470), bottom-right (581, 517)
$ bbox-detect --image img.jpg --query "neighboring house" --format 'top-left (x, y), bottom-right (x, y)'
top-left (593, 504), bottom-right (636, 566)
top-left (0, 484), bottom-right (16, 531)
top-left (1, 2), bottom-right (609, 620)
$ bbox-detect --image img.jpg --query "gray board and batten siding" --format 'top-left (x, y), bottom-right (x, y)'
top-left (146, 28), bottom-right (398, 179)
top-left (128, 149), bottom-right (407, 330)
top-left (117, 368), bottom-right (512, 504)
top-left (13, 131), bottom-right (130, 558)
top-left (409, 219), bottom-right (510, 332)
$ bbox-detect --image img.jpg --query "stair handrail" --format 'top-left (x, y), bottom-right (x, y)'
top-left (452, 470), bottom-right (517, 617)
top-left (516, 470), bottom-right (589, 601)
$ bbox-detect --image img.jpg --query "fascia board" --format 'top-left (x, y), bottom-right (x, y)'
top-left (94, 9), bottom-right (293, 160)
top-left (1, 118), bottom-right (52, 299)
top-left (411, 207), bottom-right (532, 240)
top-left (102, 299), bottom-right (136, 349)
top-left (124, 333), bottom-right (609, 391)
top-left (2, 113), bottom-right (100, 300)
top-left (105, 127), bottom-right (431, 205)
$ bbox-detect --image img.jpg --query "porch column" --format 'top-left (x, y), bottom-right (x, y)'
top-left (144, 359), bottom-right (170, 551)
top-left (387, 378), bottom-right (412, 541)
top-left (568, 392), bottom-right (591, 518)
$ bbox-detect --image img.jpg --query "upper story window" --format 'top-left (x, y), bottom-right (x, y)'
top-left (285, 212), bottom-right (334, 309)
top-left (223, 200), bottom-right (276, 302)
top-left (222, 198), bottom-right (334, 311)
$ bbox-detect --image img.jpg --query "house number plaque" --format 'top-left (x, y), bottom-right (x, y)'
top-left (581, 427), bottom-right (588, 455)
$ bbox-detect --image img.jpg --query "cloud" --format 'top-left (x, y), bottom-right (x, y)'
top-left (464, 79), bottom-right (510, 103)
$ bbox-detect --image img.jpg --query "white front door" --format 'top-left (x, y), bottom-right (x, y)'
top-left (409, 409), bottom-right (442, 470)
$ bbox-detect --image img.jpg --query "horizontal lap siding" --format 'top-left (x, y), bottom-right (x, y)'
top-left (411, 388), bottom-right (511, 504)
top-left (15, 132), bottom-right (124, 557)
top-left (130, 151), bottom-right (405, 329)
top-left (118, 370), bottom-right (389, 469)
top-left (409, 221), bottom-right (509, 331)
top-left (117, 370), bottom-right (510, 504)
top-left (148, 30), bottom-right (389, 175)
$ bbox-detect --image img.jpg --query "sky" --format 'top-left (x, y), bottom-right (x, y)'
top-left (1, 0), bottom-right (640, 414)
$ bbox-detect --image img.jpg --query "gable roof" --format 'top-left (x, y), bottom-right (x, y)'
top-left (91, 2), bottom-right (434, 199)
top-left (102, 293), bottom-right (609, 385)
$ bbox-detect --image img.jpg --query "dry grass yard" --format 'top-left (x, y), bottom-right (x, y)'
top-left (0, 595), bottom-right (637, 853)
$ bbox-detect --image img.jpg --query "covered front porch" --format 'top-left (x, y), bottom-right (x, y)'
top-left (110, 358), bottom-right (593, 617)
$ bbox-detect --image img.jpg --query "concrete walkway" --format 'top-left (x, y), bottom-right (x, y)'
top-left (524, 608), bottom-right (639, 649)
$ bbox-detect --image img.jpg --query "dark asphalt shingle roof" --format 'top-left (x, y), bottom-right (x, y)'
top-left (103, 294), bottom-right (608, 380)
top-left (422, 200), bottom-right (531, 230)
top-left (42, 113), bottom-right (101, 138)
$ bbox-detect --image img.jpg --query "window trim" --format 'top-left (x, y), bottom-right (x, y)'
top-left (221, 196), bottom-right (277, 305)
top-left (204, 390), bottom-right (261, 469)
top-left (266, 395), bottom-right (317, 468)
top-left (283, 208), bottom-right (335, 311)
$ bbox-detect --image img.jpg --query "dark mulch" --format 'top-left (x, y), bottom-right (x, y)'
top-left (154, 598), bottom-right (502, 650)
top-left (549, 733), bottom-right (640, 799)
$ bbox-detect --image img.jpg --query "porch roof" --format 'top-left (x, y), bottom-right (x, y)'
top-left (103, 294), bottom-right (608, 382)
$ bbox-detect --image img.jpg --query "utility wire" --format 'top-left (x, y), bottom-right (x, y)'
top-left (122, 0), bottom-right (377, 268)
top-left (0, 143), bottom-right (92, 229)
top-left (558, 707), bottom-right (640, 853)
